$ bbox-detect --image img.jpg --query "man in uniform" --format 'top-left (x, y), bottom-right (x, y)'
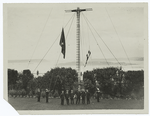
top-left (76, 90), bottom-right (81, 104)
top-left (45, 88), bottom-right (49, 103)
top-left (37, 88), bottom-right (41, 102)
top-left (86, 89), bottom-right (90, 104)
top-left (65, 90), bottom-right (69, 105)
top-left (70, 90), bottom-right (74, 104)
top-left (96, 88), bottom-right (100, 102)
top-left (60, 90), bottom-right (65, 105)
top-left (81, 89), bottom-right (86, 104)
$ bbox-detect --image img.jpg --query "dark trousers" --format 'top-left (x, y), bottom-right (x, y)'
top-left (61, 99), bottom-right (64, 105)
top-left (97, 96), bottom-right (100, 102)
top-left (37, 94), bottom-right (40, 102)
top-left (76, 97), bottom-right (80, 104)
top-left (46, 93), bottom-right (48, 103)
top-left (87, 98), bottom-right (90, 104)
top-left (66, 98), bottom-right (69, 105)
top-left (70, 98), bottom-right (74, 104)
top-left (82, 97), bottom-right (85, 104)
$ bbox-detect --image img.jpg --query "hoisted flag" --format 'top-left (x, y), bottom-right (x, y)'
top-left (84, 50), bottom-right (91, 67)
top-left (85, 54), bottom-right (89, 65)
top-left (59, 28), bottom-right (66, 59)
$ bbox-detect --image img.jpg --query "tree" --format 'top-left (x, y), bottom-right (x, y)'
top-left (92, 67), bottom-right (118, 95)
top-left (8, 66), bottom-right (144, 99)
top-left (83, 71), bottom-right (96, 95)
top-left (50, 67), bottom-right (78, 95)
top-left (35, 67), bottom-right (78, 96)
top-left (125, 70), bottom-right (144, 98)
top-left (27, 78), bottom-right (37, 95)
top-left (21, 69), bottom-right (34, 91)
top-left (8, 69), bottom-right (18, 90)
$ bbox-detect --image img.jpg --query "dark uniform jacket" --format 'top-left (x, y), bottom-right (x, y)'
top-left (60, 93), bottom-right (65, 99)
top-left (87, 92), bottom-right (90, 99)
top-left (65, 93), bottom-right (70, 99)
top-left (82, 92), bottom-right (86, 99)
top-left (76, 92), bottom-right (81, 98)
top-left (70, 93), bottom-right (74, 99)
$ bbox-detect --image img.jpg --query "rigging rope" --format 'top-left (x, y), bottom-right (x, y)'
top-left (105, 8), bottom-right (133, 69)
top-left (27, 8), bottom-right (53, 68)
top-left (81, 14), bottom-right (92, 67)
top-left (86, 22), bottom-right (90, 51)
top-left (82, 13), bottom-right (122, 66)
top-left (82, 13), bottom-right (109, 66)
top-left (85, 11), bottom-right (90, 50)
top-left (32, 13), bottom-right (75, 73)
top-left (55, 11), bottom-right (67, 68)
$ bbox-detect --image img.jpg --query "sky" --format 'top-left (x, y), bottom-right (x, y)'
top-left (5, 3), bottom-right (145, 75)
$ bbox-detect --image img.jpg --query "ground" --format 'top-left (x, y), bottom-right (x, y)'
top-left (8, 97), bottom-right (144, 110)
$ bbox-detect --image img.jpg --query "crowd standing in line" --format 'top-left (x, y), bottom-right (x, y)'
top-left (60, 89), bottom-right (92, 105)
top-left (37, 88), bottom-right (101, 105)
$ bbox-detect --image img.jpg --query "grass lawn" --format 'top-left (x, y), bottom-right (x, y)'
top-left (8, 97), bottom-right (144, 110)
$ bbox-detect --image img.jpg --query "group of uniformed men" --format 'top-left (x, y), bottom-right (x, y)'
top-left (60, 89), bottom-right (91, 105)
top-left (37, 88), bottom-right (101, 105)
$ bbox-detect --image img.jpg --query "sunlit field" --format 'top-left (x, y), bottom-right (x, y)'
top-left (8, 97), bottom-right (144, 110)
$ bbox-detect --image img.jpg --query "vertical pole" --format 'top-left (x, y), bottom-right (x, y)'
top-left (65, 7), bottom-right (92, 91)
top-left (76, 7), bottom-right (81, 91)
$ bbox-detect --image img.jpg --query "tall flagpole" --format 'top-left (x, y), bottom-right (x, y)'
top-left (65, 7), bottom-right (92, 91)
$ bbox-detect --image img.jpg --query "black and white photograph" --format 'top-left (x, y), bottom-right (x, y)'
top-left (3, 2), bottom-right (148, 115)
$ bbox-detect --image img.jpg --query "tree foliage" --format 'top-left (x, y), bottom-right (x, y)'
top-left (21, 69), bottom-right (34, 91)
top-left (47, 67), bottom-right (78, 95)
top-left (8, 67), bottom-right (144, 99)
top-left (8, 69), bottom-right (18, 90)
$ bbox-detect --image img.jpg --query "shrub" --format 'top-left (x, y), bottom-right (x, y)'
top-left (8, 89), bottom-right (18, 97)
top-left (49, 92), bottom-right (52, 98)
top-left (53, 91), bottom-right (59, 98)
top-left (131, 92), bottom-right (136, 99)
top-left (116, 93), bottom-right (121, 98)
top-left (41, 91), bottom-right (46, 98)
top-left (12, 90), bottom-right (17, 97)
top-left (15, 90), bottom-right (19, 97)
top-left (18, 90), bottom-right (22, 97)
top-left (135, 87), bottom-right (144, 99)
top-left (9, 90), bottom-right (13, 97)
top-left (28, 91), bottom-right (33, 97)
top-left (21, 89), bottom-right (26, 97)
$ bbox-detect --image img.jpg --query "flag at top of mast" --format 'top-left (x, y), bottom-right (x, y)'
top-left (59, 28), bottom-right (66, 59)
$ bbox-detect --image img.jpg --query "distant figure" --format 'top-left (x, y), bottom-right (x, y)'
top-left (86, 89), bottom-right (90, 104)
top-left (60, 90), bottom-right (65, 105)
top-left (81, 90), bottom-right (86, 104)
top-left (96, 89), bottom-right (100, 102)
top-left (65, 90), bottom-right (69, 105)
top-left (97, 88), bottom-right (100, 102)
top-left (70, 90), bottom-right (74, 104)
top-left (76, 90), bottom-right (81, 104)
top-left (45, 88), bottom-right (49, 103)
top-left (37, 88), bottom-right (41, 102)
